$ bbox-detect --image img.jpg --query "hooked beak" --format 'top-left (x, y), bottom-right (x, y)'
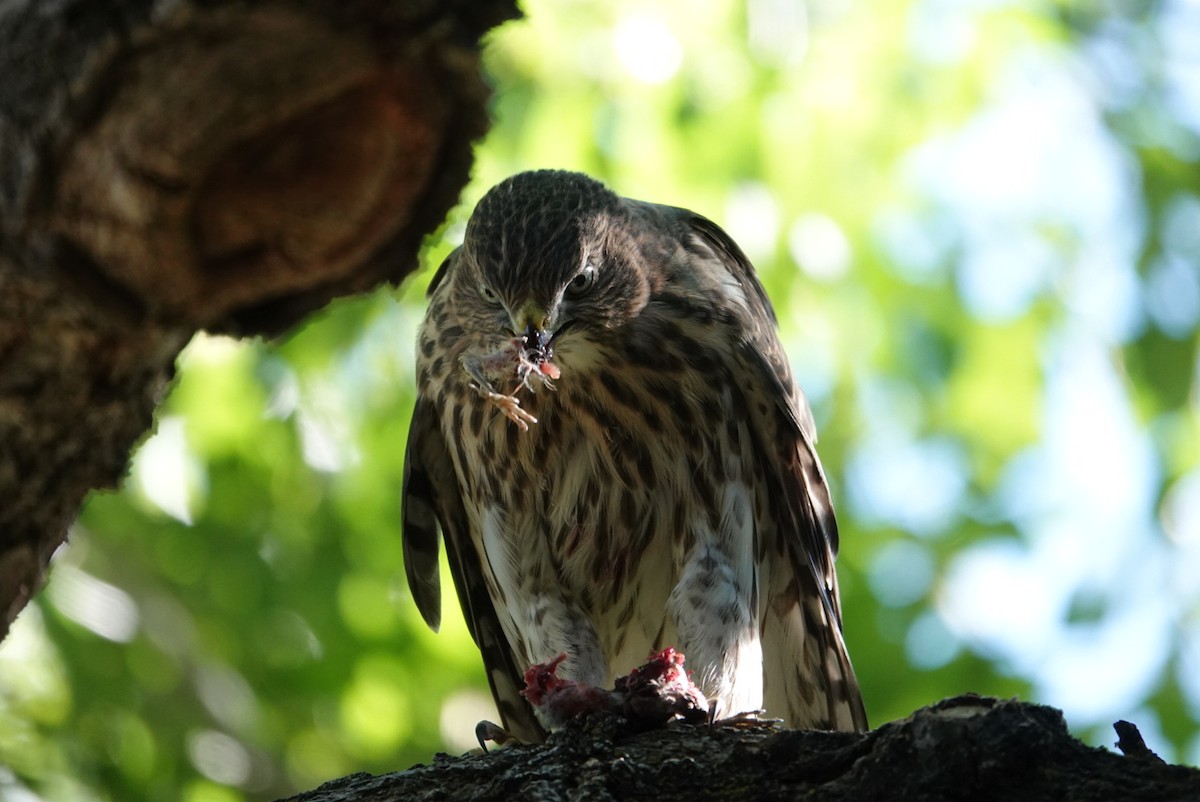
top-left (522, 322), bottom-right (552, 353)
top-left (512, 300), bottom-right (553, 352)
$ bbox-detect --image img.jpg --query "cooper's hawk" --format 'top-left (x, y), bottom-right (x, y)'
top-left (402, 170), bottom-right (867, 741)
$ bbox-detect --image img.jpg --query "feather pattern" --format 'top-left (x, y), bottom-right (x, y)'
top-left (402, 170), bottom-right (867, 738)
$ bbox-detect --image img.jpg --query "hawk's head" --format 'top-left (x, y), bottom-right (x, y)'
top-left (450, 170), bottom-right (654, 365)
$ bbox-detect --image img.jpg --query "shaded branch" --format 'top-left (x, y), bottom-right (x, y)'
top-left (283, 696), bottom-right (1200, 802)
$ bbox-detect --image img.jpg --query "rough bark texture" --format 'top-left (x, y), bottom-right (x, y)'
top-left (282, 695), bottom-right (1200, 802)
top-left (0, 0), bottom-right (516, 639)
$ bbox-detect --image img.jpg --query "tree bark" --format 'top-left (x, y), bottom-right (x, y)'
top-left (0, 0), bottom-right (516, 639)
top-left (282, 695), bottom-right (1200, 802)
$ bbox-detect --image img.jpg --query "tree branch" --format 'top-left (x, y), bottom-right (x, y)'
top-left (282, 696), bottom-right (1200, 801)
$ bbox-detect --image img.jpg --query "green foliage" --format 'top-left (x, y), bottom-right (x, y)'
top-left (2, 0), bottom-right (1198, 798)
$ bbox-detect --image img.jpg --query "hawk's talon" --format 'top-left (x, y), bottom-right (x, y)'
top-left (710, 708), bottom-right (778, 729)
top-left (475, 719), bottom-right (516, 752)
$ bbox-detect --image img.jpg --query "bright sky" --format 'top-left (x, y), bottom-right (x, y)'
top-left (849, 0), bottom-right (1200, 760)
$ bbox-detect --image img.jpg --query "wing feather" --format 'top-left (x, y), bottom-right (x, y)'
top-left (401, 399), bottom-right (447, 631)
top-left (402, 355), bottom-right (545, 742)
top-left (675, 208), bottom-right (868, 731)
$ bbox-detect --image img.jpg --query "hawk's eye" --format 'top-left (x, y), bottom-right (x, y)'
top-left (565, 264), bottom-right (596, 298)
top-left (479, 283), bottom-right (501, 305)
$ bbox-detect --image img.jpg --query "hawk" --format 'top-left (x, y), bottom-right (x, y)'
top-left (402, 170), bottom-right (867, 741)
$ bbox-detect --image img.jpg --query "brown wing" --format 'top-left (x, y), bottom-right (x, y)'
top-left (401, 250), bottom-right (457, 631)
top-left (402, 365), bottom-right (545, 743)
top-left (400, 396), bottom-right (448, 631)
top-left (665, 206), bottom-right (868, 731)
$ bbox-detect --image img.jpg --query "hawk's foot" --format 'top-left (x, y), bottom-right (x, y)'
top-left (475, 719), bottom-right (518, 752)
top-left (709, 706), bottom-right (781, 729)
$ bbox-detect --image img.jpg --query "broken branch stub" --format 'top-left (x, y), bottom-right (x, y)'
top-left (44, 3), bottom-right (503, 332)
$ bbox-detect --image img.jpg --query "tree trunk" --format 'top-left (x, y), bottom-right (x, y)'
top-left (0, 0), bottom-right (516, 639)
top-left (282, 696), bottom-right (1200, 801)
